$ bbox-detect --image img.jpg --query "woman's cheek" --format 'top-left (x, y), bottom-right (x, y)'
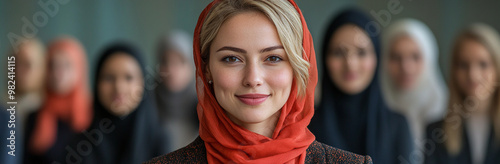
top-left (98, 82), bottom-right (113, 108)
top-left (213, 66), bottom-right (241, 93)
top-left (362, 57), bottom-right (376, 78)
top-left (329, 59), bottom-right (344, 80)
top-left (268, 66), bottom-right (293, 90)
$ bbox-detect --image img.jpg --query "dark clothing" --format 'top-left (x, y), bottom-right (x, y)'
top-left (23, 111), bottom-right (77, 164)
top-left (424, 121), bottom-right (500, 164)
top-left (154, 82), bottom-right (199, 151)
top-left (309, 8), bottom-right (413, 164)
top-left (145, 137), bottom-right (373, 164)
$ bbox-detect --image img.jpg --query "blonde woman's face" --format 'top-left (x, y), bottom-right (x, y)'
top-left (207, 11), bottom-right (293, 131)
top-left (16, 42), bottom-right (45, 93)
top-left (387, 35), bottom-right (424, 90)
top-left (327, 24), bottom-right (377, 95)
top-left (455, 39), bottom-right (498, 99)
top-left (98, 53), bottom-right (144, 116)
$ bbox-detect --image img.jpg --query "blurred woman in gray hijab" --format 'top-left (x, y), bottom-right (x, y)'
top-left (154, 30), bottom-right (198, 151)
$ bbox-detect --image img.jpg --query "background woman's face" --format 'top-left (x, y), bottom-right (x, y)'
top-left (160, 50), bottom-right (193, 92)
top-left (327, 24), bottom-right (377, 95)
top-left (208, 11), bottom-right (293, 129)
top-left (455, 39), bottom-right (497, 99)
top-left (16, 42), bottom-right (45, 93)
top-left (387, 35), bottom-right (424, 90)
top-left (48, 52), bottom-right (77, 95)
top-left (98, 53), bottom-right (144, 116)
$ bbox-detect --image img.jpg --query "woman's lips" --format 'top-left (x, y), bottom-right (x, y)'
top-left (343, 72), bottom-right (357, 81)
top-left (236, 94), bottom-right (270, 106)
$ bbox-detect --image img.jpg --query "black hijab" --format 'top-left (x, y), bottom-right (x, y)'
top-left (82, 42), bottom-right (169, 164)
top-left (309, 8), bottom-right (414, 164)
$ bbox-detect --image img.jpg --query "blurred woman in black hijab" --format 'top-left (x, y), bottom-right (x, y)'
top-left (82, 42), bottom-right (169, 164)
top-left (309, 8), bottom-right (414, 164)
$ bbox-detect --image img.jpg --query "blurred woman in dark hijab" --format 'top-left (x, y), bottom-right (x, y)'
top-left (81, 42), bottom-right (169, 164)
top-left (155, 30), bottom-right (199, 151)
top-left (309, 8), bottom-right (413, 164)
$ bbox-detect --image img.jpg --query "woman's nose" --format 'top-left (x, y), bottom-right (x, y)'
top-left (242, 62), bottom-right (264, 88)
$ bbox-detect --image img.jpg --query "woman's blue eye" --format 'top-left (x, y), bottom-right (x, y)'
top-left (266, 56), bottom-right (283, 63)
top-left (222, 56), bottom-right (240, 63)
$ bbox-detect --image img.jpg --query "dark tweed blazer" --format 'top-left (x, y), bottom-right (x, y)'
top-left (145, 137), bottom-right (372, 164)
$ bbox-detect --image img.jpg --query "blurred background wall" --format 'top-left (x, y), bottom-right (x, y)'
top-left (1, 0), bottom-right (499, 94)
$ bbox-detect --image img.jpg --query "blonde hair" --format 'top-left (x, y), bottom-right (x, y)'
top-left (444, 23), bottom-right (500, 154)
top-left (199, 0), bottom-right (309, 96)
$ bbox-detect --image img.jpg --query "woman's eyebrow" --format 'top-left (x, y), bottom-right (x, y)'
top-left (216, 46), bottom-right (246, 53)
top-left (260, 45), bottom-right (284, 53)
top-left (216, 45), bottom-right (284, 53)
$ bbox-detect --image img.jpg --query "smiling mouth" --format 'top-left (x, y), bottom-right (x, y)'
top-left (235, 94), bottom-right (270, 106)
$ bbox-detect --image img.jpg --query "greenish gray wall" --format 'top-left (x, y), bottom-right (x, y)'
top-left (1, 0), bottom-right (499, 95)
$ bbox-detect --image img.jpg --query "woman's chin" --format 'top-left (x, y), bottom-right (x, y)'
top-left (227, 108), bottom-right (277, 125)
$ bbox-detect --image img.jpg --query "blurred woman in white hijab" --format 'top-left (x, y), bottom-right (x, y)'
top-left (380, 19), bottom-right (448, 155)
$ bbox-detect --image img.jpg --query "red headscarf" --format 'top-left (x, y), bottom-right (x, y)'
top-left (30, 37), bottom-right (92, 154)
top-left (194, 0), bottom-right (318, 163)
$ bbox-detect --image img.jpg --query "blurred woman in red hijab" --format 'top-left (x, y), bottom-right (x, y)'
top-left (146, 0), bottom-right (372, 163)
top-left (23, 36), bottom-right (92, 164)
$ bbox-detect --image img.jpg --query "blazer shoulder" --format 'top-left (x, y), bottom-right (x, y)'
top-left (306, 140), bottom-right (373, 164)
top-left (143, 136), bottom-right (207, 164)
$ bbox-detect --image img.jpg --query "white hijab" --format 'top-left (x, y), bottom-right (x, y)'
top-left (380, 19), bottom-right (448, 143)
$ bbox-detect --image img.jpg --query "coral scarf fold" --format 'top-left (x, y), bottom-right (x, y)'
top-left (193, 0), bottom-right (317, 163)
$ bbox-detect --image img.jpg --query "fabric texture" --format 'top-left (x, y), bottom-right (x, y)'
top-left (144, 137), bottom-right (373, 164)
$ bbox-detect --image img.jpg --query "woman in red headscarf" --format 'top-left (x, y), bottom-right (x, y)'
top-left (146, 0), bottom-right (372, 163)
top-left (23, 36), bottom-right (92, 164)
